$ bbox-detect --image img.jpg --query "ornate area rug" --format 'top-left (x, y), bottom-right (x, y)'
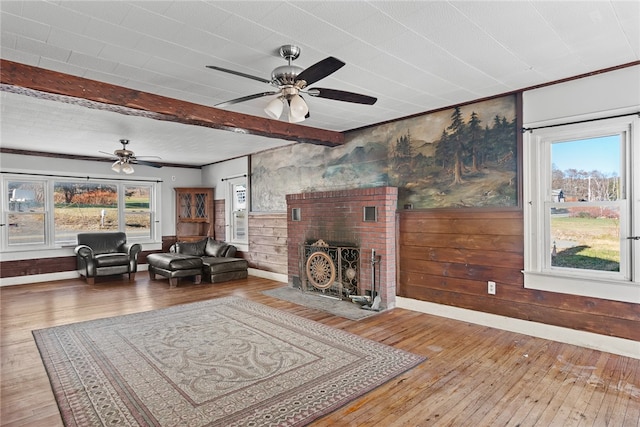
top-left (33, 297), bottom-right (425, 427)
top-left (262, 287), bottom-right (380, 320)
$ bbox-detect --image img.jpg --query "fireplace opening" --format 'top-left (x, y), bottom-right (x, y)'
top-left (301, 239), bottom-right (360, 300)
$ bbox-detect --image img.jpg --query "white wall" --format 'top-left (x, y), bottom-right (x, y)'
top-left (523, 65), bottom-right (640, 125)
top-left (200, 157), bottom-right (249, 250)
top-left (201, 157), bottom-right (249, 201)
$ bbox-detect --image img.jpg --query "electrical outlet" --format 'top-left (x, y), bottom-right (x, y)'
top-left (488, 281), bottom-right (496, 295)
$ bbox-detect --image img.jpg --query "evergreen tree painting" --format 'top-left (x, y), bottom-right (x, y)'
top-left (391, 95), bottom-right (517, 208)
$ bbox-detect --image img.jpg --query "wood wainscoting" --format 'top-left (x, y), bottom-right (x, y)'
top-left (0, 249), bottom-right (170, 280)
top-left (214, 199), bottom-right (226, 240)
top-left (245, 212), bottom-right (287, 275)
top-left (1, 276), bottom-right (638, 426)
top-left (398, 208), bottom-right (639, 342)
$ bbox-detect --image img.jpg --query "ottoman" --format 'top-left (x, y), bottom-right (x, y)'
top-left (147, 253), bottom-right (203, 288)
top-left (203, 257), bottom-right (249, 283)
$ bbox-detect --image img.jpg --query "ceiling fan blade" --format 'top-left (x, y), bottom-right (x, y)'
top-left (133, 155), bottom-right (162, 160)
top-left (206, 65), bottom-right (272, 84)
top-left (215, 91), bottom-right (279, 108)
top-left (99, 150), bottom-right (117, 157)
top-left (132, 159), bottom-right (163, 168)
top-left (296, 57), bottom-right (345, 87)
top-left (308, 88), bottom-right (377, 105)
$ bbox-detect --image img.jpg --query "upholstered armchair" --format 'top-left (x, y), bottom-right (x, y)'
top-left (75, 232), bottom-right (141, 285)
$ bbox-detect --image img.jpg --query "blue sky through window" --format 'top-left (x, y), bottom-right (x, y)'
top-left (552, 135), bottom-right (620, 175)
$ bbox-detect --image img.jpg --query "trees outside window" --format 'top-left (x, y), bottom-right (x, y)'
top-left (54, 182), bottom-right (118, 245)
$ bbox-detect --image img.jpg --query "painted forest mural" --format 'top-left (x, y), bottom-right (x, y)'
top-left (251, 94), bottom-right (517, 212)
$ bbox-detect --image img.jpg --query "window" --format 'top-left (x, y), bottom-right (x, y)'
top-left (54, 181), bottom-right (119, 245)
top-left (226, 177), bottom-right (248, 245)
top-left (549, 136), bottom-right (622, 273)
top-left (6, 180), bottom-right (46, 247)
top-left (523, 115), bottom-right (639, 303)
top-left (124, 184), bottom-right (153, 240)
top-left (2, 174), bottom-right (158, 251)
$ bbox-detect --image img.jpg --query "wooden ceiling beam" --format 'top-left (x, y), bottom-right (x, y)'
top-left (0, 60), bottom-right (344, 147)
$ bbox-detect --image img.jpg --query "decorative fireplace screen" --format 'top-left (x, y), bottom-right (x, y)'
top-left (301, 239), bottom-right (360, 299)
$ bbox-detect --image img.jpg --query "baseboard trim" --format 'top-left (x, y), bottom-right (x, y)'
top-left (0, 266), bottom-right (279, 287)
top-left (0, 271), bottom-right (79, 286)
top-left (247, 268), bottom-right (287, 283)
top-left (0, 264), bottom-right (150, 287)
top-left (396, 297), bottom-right (639, 360)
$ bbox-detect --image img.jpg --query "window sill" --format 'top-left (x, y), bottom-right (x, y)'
top-left (229, 242), bottom-right (248, 253)
top-left (1, 241), bottom-right (162, 261)
top-left (1, 247), bottom-right (76, 261)
top-left (523, 270), bottom-right (640, 304)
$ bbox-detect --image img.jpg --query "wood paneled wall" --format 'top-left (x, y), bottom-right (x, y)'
top-left (0, 250), bottom-right (163, 279)
top-left (246, 212), bottom-right (287, 274)
top-left (0, 256), bottom-right (77, 278)
top-left (214, 199), bottom-right (226, 240)
top-left (398, 208), bottom-right (639, 341)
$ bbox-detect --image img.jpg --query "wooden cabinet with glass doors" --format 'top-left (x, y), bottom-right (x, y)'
top-left (175, 187), bottom-right (214, 242)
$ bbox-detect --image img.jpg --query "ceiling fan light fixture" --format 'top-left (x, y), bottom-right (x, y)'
top-left (121, 162), bottom-right (135, 174)
top-left (288, 111), bottom-right (306, 123)
top-left (105, 140), bottom-right (159, 173)
top-left (111, 160), bottom-right (122, 173)
top-left (264, 97), bottom-right (285, 119)
top-left (288, 94), bottom-right (308, 122)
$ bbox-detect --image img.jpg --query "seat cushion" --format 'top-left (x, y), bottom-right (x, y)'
top-left (94, 253), bottom-right (130, 267)
top-left (202, 257), bottom-right (248, 274)
top-left (147, 253), bottom-right (203, 270)
top-left (209, 270), bottom-right (248, 283)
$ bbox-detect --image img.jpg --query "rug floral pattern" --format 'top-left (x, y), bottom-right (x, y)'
top-left (33, 297), bottom-right (425, 427)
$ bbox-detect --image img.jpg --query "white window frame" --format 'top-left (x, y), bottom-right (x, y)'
top-left (523, 114), bottom-right (640, 304)
top-left (1, 173), bottom-right (161, 252)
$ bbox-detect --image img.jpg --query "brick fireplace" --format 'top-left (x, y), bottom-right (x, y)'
top-left (286, 186), bottom-right (398, 309)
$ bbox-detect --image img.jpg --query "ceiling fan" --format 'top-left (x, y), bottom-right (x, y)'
top-left (100, 139), bottom-right (162, 174)
top-left (206, 44), bottom-right (377, 123)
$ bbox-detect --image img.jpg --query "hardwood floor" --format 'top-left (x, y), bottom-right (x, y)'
top-left (1, 275), bottom-right (638, 427)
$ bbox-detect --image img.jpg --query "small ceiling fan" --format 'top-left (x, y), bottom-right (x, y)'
top-left (206, 44), bottom-right (377, 123)
top-left (100, 139), bottom-right (162, 174)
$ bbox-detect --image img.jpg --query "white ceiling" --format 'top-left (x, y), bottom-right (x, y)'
top-left (1, 1), bottom-right (638, 166)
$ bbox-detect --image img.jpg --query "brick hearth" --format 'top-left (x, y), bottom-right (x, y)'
top-left (286, 187), bottom-right (398, 309)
